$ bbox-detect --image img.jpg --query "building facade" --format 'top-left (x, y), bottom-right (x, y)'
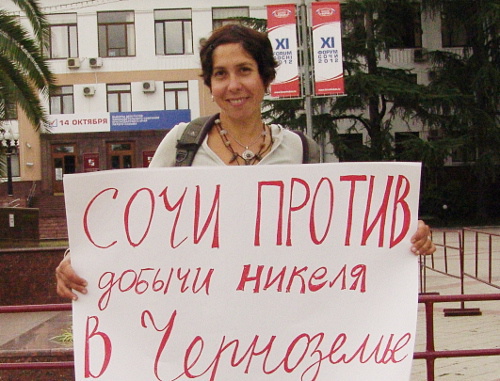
top-left (3, 0), bottom-right (468, 196)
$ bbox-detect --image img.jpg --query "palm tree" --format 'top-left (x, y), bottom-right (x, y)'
top-left (0, 0), bottom-right (54, 130)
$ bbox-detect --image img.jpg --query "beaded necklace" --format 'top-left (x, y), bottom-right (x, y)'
top-left (214, 119), bottom-right (272, 165)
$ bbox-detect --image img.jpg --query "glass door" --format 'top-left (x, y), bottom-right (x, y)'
top-left (107, 142), bottom-right (135, 169)
top-left (51, 144), bottom-right (76, 194)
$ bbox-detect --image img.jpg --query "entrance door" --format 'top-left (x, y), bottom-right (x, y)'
top-left (52, 144), bottom-right (76, 194)
top-left (107, 142), bottom-right (135, 169)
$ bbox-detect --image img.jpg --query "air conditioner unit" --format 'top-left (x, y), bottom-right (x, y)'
top-left (67, 57), bottom-right (81, 69)
top-left (89, 57), bottom-right (103, 68)
top-left (83, 86), bottom-right (95, 96)
top-left (413, 48), bottom-right (428, 63)
top-left (142, 81), bottom-right (156, 93)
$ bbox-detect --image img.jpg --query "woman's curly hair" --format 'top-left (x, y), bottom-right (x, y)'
top-left (199, 24), bottom-right (278, 89)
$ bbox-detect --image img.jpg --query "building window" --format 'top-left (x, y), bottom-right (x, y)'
top-left (98, 11), bottom-right (136, 57)
top-left (107, 84), bottom-right (132, 112)
top-left (164, 82), bottom-right (189, 110)
top-left (395, 132), bottom-right (419, 160)
top-left (107, 142), bottom-right (135, 169)
top-left (340, 5), bottom-right (364, 38)
top-left (50, 85), bottom-right (74, 114)
top-left (1, 101), bottom-right (18, 120)
top-left (383, 3), bottom-right (422, 49)
top-left (45, 13), bottom-right (78, 59)
top-left (441, 12), bottom-right (468, 47)
top-left (451, 146), bottom-right (476, 163)
top-left (154, 9), bottom-right (193, 55)
top-left (336, 133), bottom-right (364, 162)
top-left (212, 7), bottom-right (249, 30)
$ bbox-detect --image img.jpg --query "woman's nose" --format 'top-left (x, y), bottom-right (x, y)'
top-left (227, 74), bottom-right (242, 91)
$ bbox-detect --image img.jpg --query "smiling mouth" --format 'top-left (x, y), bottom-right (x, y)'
top-left (227, 98), bottom-right (247, 105)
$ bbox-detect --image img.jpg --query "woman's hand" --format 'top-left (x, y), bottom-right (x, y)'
top-left (411, 220), bottom-right (436, 256)
top-left (55, 255), bottom-right (88, 301)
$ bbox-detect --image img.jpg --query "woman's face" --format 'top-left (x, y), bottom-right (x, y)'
top-left (210, 43), bottom-right (266, 123)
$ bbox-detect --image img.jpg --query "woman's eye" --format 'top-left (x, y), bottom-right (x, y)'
top-left (213, 70), bottom-right (225, 78)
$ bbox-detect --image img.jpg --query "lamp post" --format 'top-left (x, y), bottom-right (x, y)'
top-left (1, 129), bottom-right (19, 196)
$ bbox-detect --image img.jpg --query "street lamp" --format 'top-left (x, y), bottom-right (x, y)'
top-left (0, 128), bottom-right (19, 196)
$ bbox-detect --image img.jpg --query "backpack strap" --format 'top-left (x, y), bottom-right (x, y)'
top-left (292, 130), bottom-right (321, 164)
top-left (175, 114), bottom-right (219, 167)
top-left (175, 115), bottom-right (320, 166)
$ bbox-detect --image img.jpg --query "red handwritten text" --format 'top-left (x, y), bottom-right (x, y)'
top-left (255, 175), bottom-right (411, 248)
top-left (236, 264), bottom-right (366, 294)
top-left (83, 185), bottom-right (220, 249)
top-left (97, 267), bottom-right (214, 311)
top-left (141, 310), bottom-right (411, 381)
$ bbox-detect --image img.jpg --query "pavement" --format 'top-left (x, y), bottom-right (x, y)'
top-left (1, 227), bottom-right (499, 380)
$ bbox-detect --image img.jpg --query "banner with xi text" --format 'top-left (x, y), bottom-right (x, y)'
top-left (312, 2), bottom-right (345, 95)
top-left (267, 4), bottom-right (300, 98)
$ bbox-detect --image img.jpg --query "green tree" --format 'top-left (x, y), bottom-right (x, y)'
top-left (256, 1), bottom-right (498, 220)
top-left (419, 0), bottom-right (500, 219)
top-left (0, 0), bottom-right (54, 129)
top-left (262, 0), bottom-right (436, 161)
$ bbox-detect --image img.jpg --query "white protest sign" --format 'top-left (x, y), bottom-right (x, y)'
top-left (64, 162), bottom-right (421, 381)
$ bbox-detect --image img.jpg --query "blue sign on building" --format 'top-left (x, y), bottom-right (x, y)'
top-left (110, 109), bottom-right (191, 131)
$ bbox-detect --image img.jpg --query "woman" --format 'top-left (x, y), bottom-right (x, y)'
top-left (150, 24), bottom-right (305, 167)
top-left (56, 24), bottom-right (435, 300)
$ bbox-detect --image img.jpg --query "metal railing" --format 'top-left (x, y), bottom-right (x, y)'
top-left (414, 293), bottom-right (500, 381)
top-left (1, 197), bottom-right (21, 208)
top-left (419, 229), bottom-right (463, 294)
top-left (27, 181), bottom-right (37, 208)
top-left (462, 228), bottom-right (500, 288)
top-left (420, 227), bottom-right (499, 314)
top-left (2, 296), bottom-right (500, 381)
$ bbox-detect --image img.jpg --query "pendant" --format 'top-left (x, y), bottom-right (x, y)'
top-left (242, 149), bottom-right (255, 161)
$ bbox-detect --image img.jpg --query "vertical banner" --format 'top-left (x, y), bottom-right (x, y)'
top-left (312, 2), bottom-right (345, 95)
top-left (267, 4), bottom-right (300, 98)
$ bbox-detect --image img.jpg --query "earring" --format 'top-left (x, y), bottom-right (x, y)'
top-left (211, 94), bottom-right (214, 102)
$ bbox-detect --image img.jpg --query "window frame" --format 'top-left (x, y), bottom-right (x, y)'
top-left (384, 2), bottom-right (423, 49)
top-left (441, 12), bottom-right (469, 48)
top-left (106, 83), bottom-right (132, 112)
top-left (45, 13), bottom-right (78, 59)
top-left (336, 133), bottom-right (364, 162)
top-left (49, 85), bottom-right (74, 115)
top-left (154, 9), bottom-right (193, 55)
top-left (394, 131), bottom-right (420, 160)
top-left (98, 11), bottom-right (136, 57)
top-left (212, 7), bottom-right (249, 30)
top-left (164, 81), bottom-right (189, 110)
top-left (1, 101), bottom-right (18, 120)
